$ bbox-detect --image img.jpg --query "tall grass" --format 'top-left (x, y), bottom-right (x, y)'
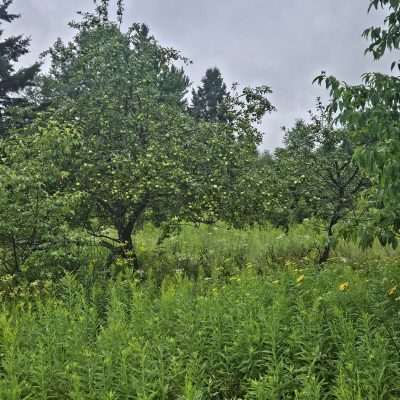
top-left (1, 224), bottom-right (400, 399)
top-left (1, 262), bottom-right (400, 399)
top-left (135, 223), bottom-right (400, 280)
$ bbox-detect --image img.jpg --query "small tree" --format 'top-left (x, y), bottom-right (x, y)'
top-left (267, 103), bottom-right (368, 264)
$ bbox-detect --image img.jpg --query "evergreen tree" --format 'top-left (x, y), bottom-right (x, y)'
top-left (0, 0), bottom-right (40, 136)
top-left (191, 67), bottom-right (229, 122)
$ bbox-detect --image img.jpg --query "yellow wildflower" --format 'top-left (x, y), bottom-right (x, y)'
top-left (339, 282), bottom-right (349, 292)
top-left (388, 286), bottom-right (397, 297)
top-left (296, 275), bottom-right (305, 284)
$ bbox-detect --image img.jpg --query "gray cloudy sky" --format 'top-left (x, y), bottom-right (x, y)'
top-left (8, 0), bottom-right (391, 150)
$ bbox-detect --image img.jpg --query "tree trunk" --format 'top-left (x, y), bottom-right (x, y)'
top-left (318, 237), bottom-right (332, 265)
top-left (104, 225), bottom-right (139, 272)
top-left (11, 235), bottom-right (20, 275)
top-left (104, 200), bottom-right (148, 272)
top-left (318, 214), bottom-right (339, 266)
top-left (117, 225), bottom-right (139, 270)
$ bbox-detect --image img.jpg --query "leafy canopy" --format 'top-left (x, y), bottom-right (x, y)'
top-left (261, 103), bottom-right (367, 262)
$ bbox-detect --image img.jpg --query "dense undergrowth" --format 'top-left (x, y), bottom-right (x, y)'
top-left (1, 225), bottom-right (400, 399)
top-left (132, 223), bottom-right (399, 280)
top-left (1, 264), bottom-right (400, 399)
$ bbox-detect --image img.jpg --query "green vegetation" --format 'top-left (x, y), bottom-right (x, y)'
top-left (2, 225), bottom-right (400, 399)
top-left (190, 68), bottom-right (230, 123)
top-left (315, 0), bottom-right (400, 249)
top-left (2, 0), bottom-right (400, 398)
top-left (0, 0), bottom-right (40, 137)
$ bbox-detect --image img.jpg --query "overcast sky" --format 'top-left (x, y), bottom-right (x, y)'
top-left (7, 0), bottom-right (391, 150)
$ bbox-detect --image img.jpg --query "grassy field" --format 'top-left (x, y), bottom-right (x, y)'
top-left (1, 224), bottom-right (400, 399)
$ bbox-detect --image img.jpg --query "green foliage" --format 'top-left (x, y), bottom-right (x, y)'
top-left (0, 0), bottom-right (40, 136)
top-left (191, 67), bottom-right (230, 122)
top-left (1, 261), bottom-right (400, 399)
top-left (363, 0), bottom-right (400, 65)
top-left (258, 103), bottom-right (368, 263)
top-left (0, 2), bottom-right (273, 273)
top-left (314, 0), bottom-right (400, 248)
top-left (0, 124), bottom-right (90, 277)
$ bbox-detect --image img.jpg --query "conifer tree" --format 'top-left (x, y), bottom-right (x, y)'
top-left (0, 0), bottom-right (40, 136)
top-left (191, 67), bottom-right (229, 122)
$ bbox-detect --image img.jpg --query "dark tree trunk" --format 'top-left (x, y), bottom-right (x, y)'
top-left (318, 238), bottom-right (332, 265)
top-left (117, 225), bottom-right (139, 269)
top-left (11, 235), bottom-right (20, 274)
top-left (104, 224), bottom-right (139, 272)
top-left (318, 214), bottom-right (340, 266)
top-left (102, 198), bottom-right (148, 272)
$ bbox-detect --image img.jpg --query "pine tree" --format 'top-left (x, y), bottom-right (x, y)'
top-left (191, 67), bottom-right (229, 122)
top-left (0, 0), bottom-right (40, 136)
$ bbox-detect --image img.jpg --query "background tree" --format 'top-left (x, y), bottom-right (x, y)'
top-left (264, 103), bottom-right (368, 263)
top-left (191, 67), bottom-right (230, 122)
top-left (0, 0), bottom-right (40, 137)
